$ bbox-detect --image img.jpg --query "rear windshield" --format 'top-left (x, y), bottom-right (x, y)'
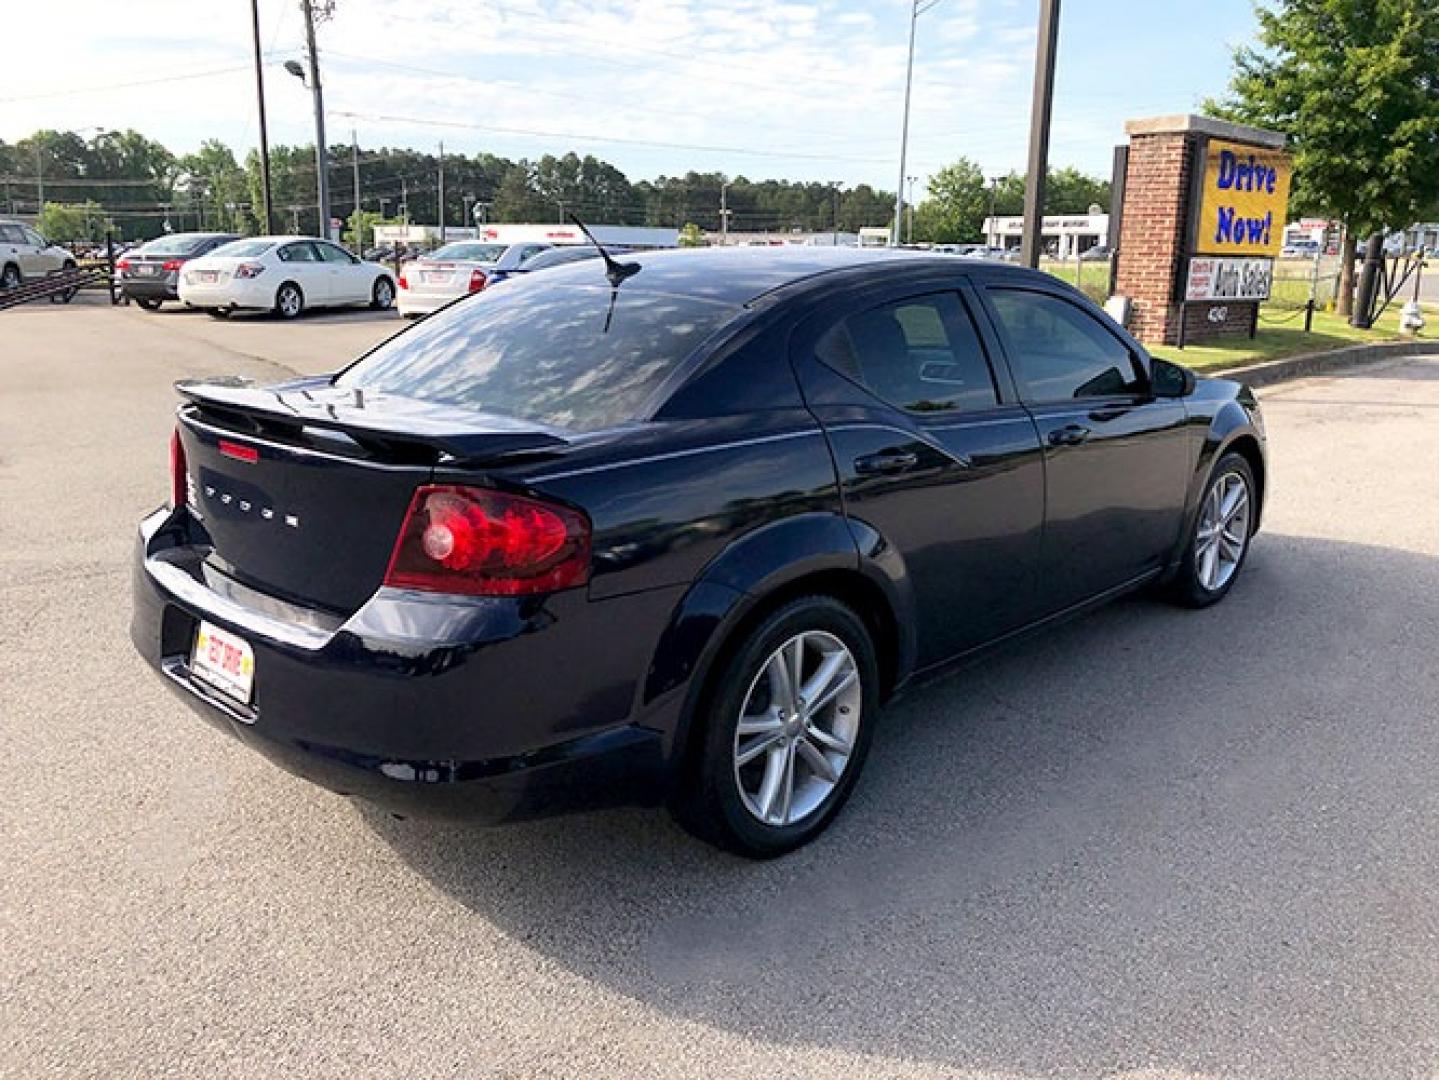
top-left (140, 234), bottom-right (219, 256)
top-left (211, 239), bottom-right (275, 258)
top-left (336, 282), bottom-right (739, 432)
top-left (430, 243), bottom-right (507, 262)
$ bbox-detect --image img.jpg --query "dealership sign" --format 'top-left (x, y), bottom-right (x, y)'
top-left (1186, 256), bottom-right (1274, 302)
top-left (1192, 138), bottom-right (1293, 259)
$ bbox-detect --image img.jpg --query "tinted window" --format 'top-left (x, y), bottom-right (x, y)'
top-left (23, 228), bottom-right (47, 247)
top-left (139, 234), bottom-right (215, 256)
top-left (814, 292), bottom-right (998, 413)
top-left (0, 224), bottom-right (25, 244)
top-left (518, 245), bottom-right (548, 264)
top-left (278, 242), bottom-right (319, 263)
top-left (989, 289), bottom-right (1143, 400)
top-left (431, 242), bottom-right (507, 262)
top-left (316, 242), bottom-right (356, 264)
top-left (336, 282), bottom-right (739, 431)
top-left (212, 239), bottom-right (276, 258)
top-left (523, 247), bottom-right (602, 272)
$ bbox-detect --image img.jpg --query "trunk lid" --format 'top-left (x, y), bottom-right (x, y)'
top-left (175, 377), bottom-right (569, 613)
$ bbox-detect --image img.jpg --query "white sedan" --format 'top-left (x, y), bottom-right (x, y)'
top-left (178, 236), bottom-right (396, 319)
top-left (397, 241), bottom-right (550, 318)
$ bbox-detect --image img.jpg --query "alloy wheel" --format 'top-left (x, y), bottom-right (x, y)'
top-left (278, 285), bottom-right (302, 318)
top-left (1, 265), bottom-right (19, 290)
top-left (1194, 471), bottom-right (1251, 592)
top-left (733, 630), bottom-right (861, 827)
top-left (374, 279), bottom-right (394, 308)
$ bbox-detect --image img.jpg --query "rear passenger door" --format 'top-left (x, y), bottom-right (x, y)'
top-left (276, 241), bottom-right (329, 304)
top-left (980, 284), bottom-right (1190, 611)
top-left (794, 282), bottom-right (1047, 668)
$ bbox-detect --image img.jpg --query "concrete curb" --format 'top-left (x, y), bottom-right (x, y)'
top-left (1217, 339), bottom-right (1436, 388)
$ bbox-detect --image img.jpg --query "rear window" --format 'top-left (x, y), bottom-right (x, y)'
top-left (211, 240), bottom-right (275, 258)
top-left (140, 235), bottom-right (215, 256)
top-left (336, 282), bottom-right (739, 431)
top-left (430, 243), bottom-right (507, 262)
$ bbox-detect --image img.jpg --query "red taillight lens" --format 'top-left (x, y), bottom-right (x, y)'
top-left (383, 485), bottom-right (591, 597)
top-left (468, 268), bottom-right (487, 293)
top-left (218, 438), bottom-right (259, 463)
top-left (398, 273), bottom-right (409, 290)
top-left (116, 258), bottom-right (131, 270)
top-left (162, 259), bottom-right (183, 271)
top-left (169, 428), bottom-right (187, 509)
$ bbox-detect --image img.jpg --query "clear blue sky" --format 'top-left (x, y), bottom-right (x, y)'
top-left (1, 0), bottom-right (1263, 193)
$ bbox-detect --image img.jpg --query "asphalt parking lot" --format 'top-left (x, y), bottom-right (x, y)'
top-left (3, 294), bottom-right (1438, 1079)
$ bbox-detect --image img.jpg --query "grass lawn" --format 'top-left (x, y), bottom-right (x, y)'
top-left (1037, 260), bottom-right (1430, 372)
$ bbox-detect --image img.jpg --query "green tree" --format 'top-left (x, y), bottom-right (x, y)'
top-left (677, 221), bottom-right (706, 247)
top-left (913, 158), bottom-right (988, 244)
top-left (37, 201), bottom-right (116, 243)
top-left (1208, 0), bottom-right (1439, 315)
top-left (179, 140), bottom-right (249, 233)
top-left (345, 209), bottom-right (386, 249)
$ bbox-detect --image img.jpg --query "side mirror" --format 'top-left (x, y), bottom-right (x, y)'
top-left (1151, 357), bottom-right (1196, 398)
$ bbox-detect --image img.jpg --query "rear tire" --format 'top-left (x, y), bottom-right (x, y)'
top-left (673, 596), bottom-right (879, 858)
top-left (206, 307), bottom-right (231, 320)
top-left (135, 297), bottom-right (163, 311)
top-left (370, 276), bottom-right (395, 310)
top-left (1, 263), bottom-right (20, 291)
top-left (274, 282), bottom-right (304, 319)
top-left (1168, 452), bottom-right (1256, 608)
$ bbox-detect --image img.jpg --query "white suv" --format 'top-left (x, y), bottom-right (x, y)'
top-left (0, 220), bottom-right (74, 289)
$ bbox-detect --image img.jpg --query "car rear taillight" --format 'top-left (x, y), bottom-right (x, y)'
top-left (162, 259), bottom-right (183, 272)
top-left (468, 268), bottom-right (487, 293)
top-left (169, 428), bottom-right (187, 509)
top-left (398, 273), bottom-right (409, 290)
top-left (234, 263), bottom-right (265, 279)
top-left (116, 258), bottom-right (131, 270)
top-left (383, 485), bottom-right (590, 597)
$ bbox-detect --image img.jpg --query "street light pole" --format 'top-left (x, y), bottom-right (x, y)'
top-left (249, 0), bottom-right (274, 233)
top-left (437, 141), bottom-right (446, 243)
top-left (720, 180), bottom-right (732, 246)
top-left (35, 142), bottom-right (44, 207)
top-left (892, 0), bottom-right (921, 247)
top-left (1020, 0), bottom-right (1061, 268)
top-left (299, 0), bottom-right (330, 239)
top-left (831, 181), bottom-right (842, 247)
top-left (351, 128), bottom-right (361, 243)
top-left (906, 176), bottom-right (917, 244)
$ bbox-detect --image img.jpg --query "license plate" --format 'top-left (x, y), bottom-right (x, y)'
top-left (191, 621), bottom-right (255, 704)
top-left (195, 270), bottom-right (217, 283)
top-left (421, 271), bottom-right (451, 284)
top-left (136, 264), bottom-right (159, 276)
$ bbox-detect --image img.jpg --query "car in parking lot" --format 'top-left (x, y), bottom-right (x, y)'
top-left (178, 236), bottom-right (396, 319)
top-left (133, 247), bottom-right (1266, 857)
top-left (0, 219), bottom-right (76, 290)
top-left (397, 240), bottom-right (551, 316)
top-left (486, 243), bottom-right (632, 285)
top-left (118, 232), bottom-right (239, 309)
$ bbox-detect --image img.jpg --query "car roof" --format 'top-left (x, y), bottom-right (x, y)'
top-left (534, 245), bottom-right (1059, 306)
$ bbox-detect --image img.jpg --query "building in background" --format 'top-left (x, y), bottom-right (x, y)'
top-left (983, 213), bottom-right (1110, 258)
top-left (372, 223), bottom-right (679, 251)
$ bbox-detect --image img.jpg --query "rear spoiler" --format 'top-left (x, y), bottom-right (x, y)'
top-left (176, 377), bottom-right (570, 464)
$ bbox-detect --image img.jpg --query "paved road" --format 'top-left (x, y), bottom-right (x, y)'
top-left (3, 297), bottom-right (1438, 1079)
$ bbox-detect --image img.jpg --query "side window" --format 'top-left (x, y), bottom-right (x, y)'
top-left (518, 245), bottom-right (546, 264)
top-left (0, 224), bottom-right (25, 244)
top-left (988, 288), bottom-right (1144, 401)
top-left (814, 292), bottom-right (998, 414)
top-left (22, 228), bottom-right (47, 247)
top-left (317, 242), bottom-right (356, 264)
top-left (278, 242), bottom-right (318, 263)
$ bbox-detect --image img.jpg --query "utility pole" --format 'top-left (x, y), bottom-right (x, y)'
top-left (463, 194), bottom-right (474, 238)
top-left (720, 181), bottom-right (732, 246)
top-left (831, 181), bottom-right (842, 247)
top-left (300, 0), bottom-right (330, 239)
top-left (906, 176), bottom-right (917, 244)
top-left (35, 142), bottom-right (44, 207)
top-left (1020, 0), bottom-right (1061, 268)
top-left (437, 141), bottom-right (446, 243)
top-left (351, 128), bottom-right (361, 244)
top-left (401, 177), bottom-right (409, 224)
top-left (249, 0), bottom-right (274, 233)
top-left (987, 176), bottom-right (1002, 248)
top-left (892, 0), bottom-right (921, 246)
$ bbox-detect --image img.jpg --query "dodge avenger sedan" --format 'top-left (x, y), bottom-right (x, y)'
top-left (132, 247), bottom-right (1265, 857)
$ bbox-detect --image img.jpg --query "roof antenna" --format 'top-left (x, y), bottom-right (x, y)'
top-left (566, 213), bottom-right (641, 288)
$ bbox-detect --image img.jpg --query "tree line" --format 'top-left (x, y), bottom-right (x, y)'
top-left (0, 128), bottom-right (1109, 247)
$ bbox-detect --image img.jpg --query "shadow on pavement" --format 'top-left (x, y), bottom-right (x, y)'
top-left (363, 534), bottom-right (1439, 1078)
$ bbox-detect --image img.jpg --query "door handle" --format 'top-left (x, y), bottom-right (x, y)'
top-left (854, 449), bottom-right (920, 476)
top-left (1047, 423), bottom-right (1092, 447)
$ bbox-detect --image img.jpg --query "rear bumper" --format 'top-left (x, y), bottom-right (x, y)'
top-left (130, 508), bottom-right (673, 822)
top-left (177, 278), bottom-right (273, 311)
top-left (396, 289), bottom-right (462, 317)
top-left (121, 274), bottom-right (179, 300)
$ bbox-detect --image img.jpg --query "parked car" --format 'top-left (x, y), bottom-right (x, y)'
top-left (487, 243), bottom-right (632, 285)
top-left (177, 236), bottom-right (396, 319)
top-left (118, 232), bottom-right (239, 310)
top-left (133, 248), bottom-right (1266, 857)
top-left (397, 241), bottom-right (551, 317)
top-left (1080, 244), bottom-right (1112, 261)
top-left (0, 219), bottom-right (75, 289)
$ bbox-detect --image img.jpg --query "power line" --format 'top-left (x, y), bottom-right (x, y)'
top-left (0, 63), bottom-right (256, 104)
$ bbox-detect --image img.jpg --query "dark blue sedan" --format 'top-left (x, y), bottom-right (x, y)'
top-left (131, 247), bottom-right (1266, 857)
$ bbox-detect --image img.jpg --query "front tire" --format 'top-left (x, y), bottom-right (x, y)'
top-left (205, 307), bottom-right (231, 320)
top-left (1168, 452), bottom-right (1256, 608)
top-left (274, 282), bottom-right (304, 319)
top-left (134, 297), bottom-right (163, 311)
top-left (1, 263), bottom-right (21, 291)
top-left (371, 276), bottom-right (395, 310)
top-left (674, 596), bottom-right (879, 858)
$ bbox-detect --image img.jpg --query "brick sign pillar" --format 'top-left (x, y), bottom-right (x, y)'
top-left (1112, 114), bottom-right (1290, 346)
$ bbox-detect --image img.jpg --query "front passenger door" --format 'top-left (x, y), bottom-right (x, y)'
top-left (982, 285), bottom-right (1190, 611)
